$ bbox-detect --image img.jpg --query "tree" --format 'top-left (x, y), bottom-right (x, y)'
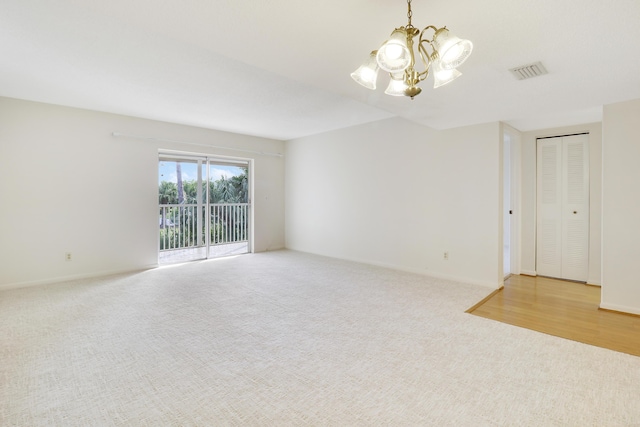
top-left (182, 180), bottom-right (200, 204)
top-left (229, 169), bottom-right (248, 203)
top-left (217, 176), bottom-right (235, 202)
top-left (159, 182), bottom-right (178, 229)
top-left (158, 181), bottom-right (178, 204)
top-left (208, 168), bottom-right (248, 203)
top-left (176, 162), bottom-right (184, 204)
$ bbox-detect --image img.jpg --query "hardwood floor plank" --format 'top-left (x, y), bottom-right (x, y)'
top-left (468, 275), bottom-right (640, 357)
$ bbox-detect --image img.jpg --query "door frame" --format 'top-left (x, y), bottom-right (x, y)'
top-left (534, 133), bottom-right (590, 281)
top-left (502, 126), bottom-right (522, 281)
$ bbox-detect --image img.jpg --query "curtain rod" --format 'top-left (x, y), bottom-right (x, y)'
top-left (111, 132), bottom-right (283, 158)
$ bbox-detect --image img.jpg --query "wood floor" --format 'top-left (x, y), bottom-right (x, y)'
top-left (468, 275), bottom-right (640, 357)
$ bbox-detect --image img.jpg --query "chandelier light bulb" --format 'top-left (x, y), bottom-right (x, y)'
top-left (385, 74), bottom-right (410, 96)
top-left (376, 29), bottom-right (411, 73)
top-left (385, 44), bottom-right (405, 61)
top-left (351, 51), bottom-right (380, 90)
top-left (361, 68), bottom-right (377, 82)
top-left (432, 58), bottom-right (462, 88)
top-left (442, 44), bottom-right (463, 63)
top-left (433, 28), bottom-right (473, 70)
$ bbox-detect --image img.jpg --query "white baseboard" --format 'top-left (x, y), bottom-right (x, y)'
top-left (350, 258), bottom-right (501, 289)
top-left (0, 264), bottom-right (158, 292)
top-left (599, 302), bottom-right (640, 316)
top-left (289, 249), bottom-right (501, 289)
top-left (412, 269), bottom-right (500, 289)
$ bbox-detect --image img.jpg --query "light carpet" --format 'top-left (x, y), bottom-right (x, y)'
top-left (1, 250), bottom-right (639, 426)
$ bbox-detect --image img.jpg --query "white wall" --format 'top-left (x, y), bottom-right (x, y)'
top-left (0, 97), bottom-right (285, 289)
top-left (285, 117), bottom-right (502, 288)
top-left (520, 122), bottom-right (602, 285)
top-left (601, 98), bottom-right (640, 314)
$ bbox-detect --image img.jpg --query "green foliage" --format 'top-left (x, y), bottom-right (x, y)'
top-left (158, 168), bottom-right (249, 251)
top-left (159, 168), bottom-right (248, 205)
top-left (209, 168), bottom-right (248, 203)
top-left (159, 205), bottom-right (201, 249)
top-left (158, 181), bottom-right (178, 204)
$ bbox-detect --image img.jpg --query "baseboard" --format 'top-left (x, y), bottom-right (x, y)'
top-left (287, 249), bottom-right (502, 289)
top-left (0, 264), bottom-right (158, 292)
top-left (353, 258), bottom-right (501, 289)
top-left (599, 302), bottom-right (640, 317)
top-left (414, 269), bottom-right (501, 289)
top-left (465, 286), bottom-right (504, 313)
top-left (519, 270), bottom-right (537, 277)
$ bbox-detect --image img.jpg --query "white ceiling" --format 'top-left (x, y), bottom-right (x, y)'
top-left (2, 0), bottom-right (640, 140)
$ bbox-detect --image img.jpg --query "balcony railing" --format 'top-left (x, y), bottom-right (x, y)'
top-left (159, 203), bottom-right (249, 251)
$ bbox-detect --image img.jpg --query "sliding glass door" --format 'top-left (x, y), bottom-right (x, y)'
top-left (158, 153), bottom-right (250, 264)
top-left (206, 160), bottom-right (250, 259)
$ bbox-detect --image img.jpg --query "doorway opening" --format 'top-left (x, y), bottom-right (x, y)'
top-left (502, 127), bottom-right (520, 281)
top-left (158, 153), bottom-right (251, 265)
top-left (504, 133), bottom-right (512, 279)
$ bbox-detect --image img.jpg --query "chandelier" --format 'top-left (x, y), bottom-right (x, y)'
top-left (351, 0), bottom-right (473, 99)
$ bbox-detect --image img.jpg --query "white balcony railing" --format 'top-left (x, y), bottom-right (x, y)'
top-left (159, 203), bottom-right (249, 252)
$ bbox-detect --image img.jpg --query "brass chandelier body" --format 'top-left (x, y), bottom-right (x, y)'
top-left (351, 0), bottom-right (473, 99)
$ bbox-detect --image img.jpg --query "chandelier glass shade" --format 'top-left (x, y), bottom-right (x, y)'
top-left (385, 73), bottom-right (410, 96)
top-left (350, 51), bottom-right (380, 90)
top-left (351, 0), bottom-right (473, 99)
top-left (376, 29), bottom-right (412, 73)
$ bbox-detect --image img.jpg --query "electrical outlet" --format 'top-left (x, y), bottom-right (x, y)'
top-left (443, 251), bottom-right (449, 260)
top-left (65, 252), bottom-right (72, 261)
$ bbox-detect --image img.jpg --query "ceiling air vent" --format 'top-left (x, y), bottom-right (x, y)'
top-left (509, 62), bottom-right (548, 80)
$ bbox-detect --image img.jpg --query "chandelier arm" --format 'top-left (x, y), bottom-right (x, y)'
top-left (415, 71), bottom-right (429, 82)
top-left (404, 27), bottom-right (419, 77)
top-left (413, 45), bottom-right (431, 82)
top-left (417, 41), bottom-right (433, 72)
top-left (419, 26), bottom-right (440, 44)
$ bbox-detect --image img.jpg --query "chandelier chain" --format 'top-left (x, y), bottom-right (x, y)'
top-left (407, 0), bottom-right (413, 27)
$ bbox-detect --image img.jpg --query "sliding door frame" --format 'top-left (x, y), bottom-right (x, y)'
top-left (158, 150), bottom-right (253, 263)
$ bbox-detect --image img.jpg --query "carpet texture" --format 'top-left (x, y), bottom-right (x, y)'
top-left (1, 250), bottom-right (639, 426)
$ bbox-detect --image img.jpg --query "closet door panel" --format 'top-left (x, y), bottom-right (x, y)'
top-left (536, 138), bottom-right (563, 278)
top-left (536, 135), bottom-right (589, 282)
top-left (561, 134), bottom-right (589, 281)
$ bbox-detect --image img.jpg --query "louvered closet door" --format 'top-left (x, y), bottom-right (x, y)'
top-left (561, 135), bottom-right (589, 281)
top-left (537, 139), bottom-right (563, 278)
top-left (536, 135), bottom-right (589, 281)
